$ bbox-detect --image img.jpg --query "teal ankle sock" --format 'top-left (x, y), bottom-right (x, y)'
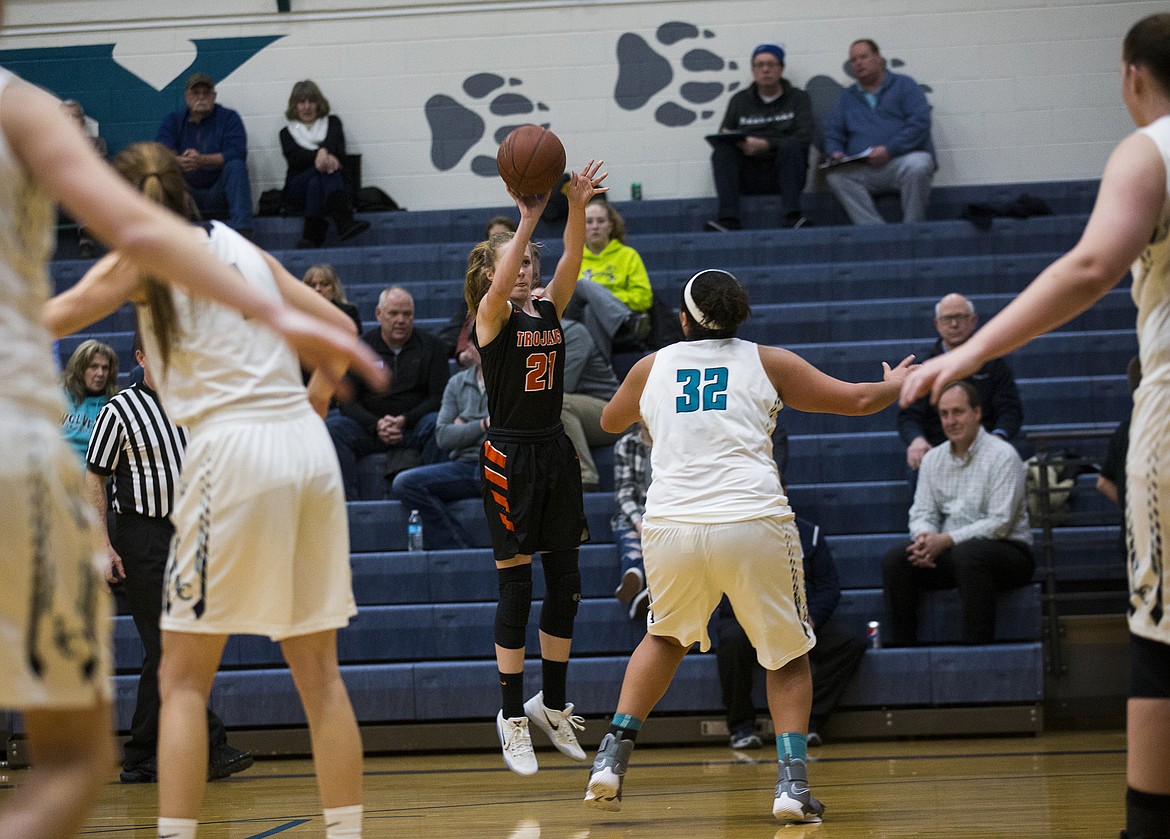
top-left (777, 732), bottom-right (808, 763)
top-left (608, 713), bottom-right (643, 742)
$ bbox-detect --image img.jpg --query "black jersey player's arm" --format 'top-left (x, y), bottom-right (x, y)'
top-left (475, 187), bottom-right (548, 347)
top-left (543, 160), bottom-right (608, 318)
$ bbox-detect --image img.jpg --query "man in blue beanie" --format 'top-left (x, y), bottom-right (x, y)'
top-left (704, 43), bottom-right (814, 232)
top-left (823, 39), bottom-right (936, 224)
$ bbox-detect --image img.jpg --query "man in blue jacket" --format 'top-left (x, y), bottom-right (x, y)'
top-left (822, 39), bottom-right (935, 225)
top-left (156, 73), bottom-right (254, 236)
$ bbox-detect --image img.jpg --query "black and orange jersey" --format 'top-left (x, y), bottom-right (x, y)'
top-left (475, 297), bottom-right (566, 431)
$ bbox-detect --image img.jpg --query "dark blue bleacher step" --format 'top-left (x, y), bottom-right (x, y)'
top-left (828, 526), bottom-right (1124, 590)
top-left (837, 643), bottom-right (1043, 707)
top-left (345, 544), bottom-right (621, 607)
top-left (52, 214), bottom-right (1091, 299)
top-left (112, 598), bottom-right (645, 673)
top-left (104, 640), bottom-right (1043, 732)
top-left (833, 584), bottom-right (1041, 643)
top-left (348, 495), bottom-right (615, 553)
top-left (779, 374), bottom-right (1131, 437)
top-left (228, 179), bottom-right (1099, 250)
top-left (111, 583), bottom-right (1040, 675)
top-left (106, 652), bottom-right (723, 731)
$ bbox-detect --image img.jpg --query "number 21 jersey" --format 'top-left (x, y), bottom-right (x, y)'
top-left (476, 297), bottom-right (565, 431)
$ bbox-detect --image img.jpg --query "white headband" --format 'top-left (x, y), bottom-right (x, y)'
top-left (683, 271), bottom-right (723, 331)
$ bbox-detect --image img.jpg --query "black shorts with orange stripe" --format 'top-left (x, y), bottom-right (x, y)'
top-left (480, 423), bottom-right (587, 561)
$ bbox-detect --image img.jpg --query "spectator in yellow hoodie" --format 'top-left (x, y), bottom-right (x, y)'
top-left (565, 199), bottom-right (654, 361)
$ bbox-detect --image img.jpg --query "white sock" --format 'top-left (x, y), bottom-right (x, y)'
top-left (324, 804), bottom-right (363, 838)
top-left (157, 817), bottom-right (197, 839)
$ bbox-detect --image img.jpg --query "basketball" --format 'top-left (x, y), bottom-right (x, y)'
top-left (496, 124), bottom-right (566, 196)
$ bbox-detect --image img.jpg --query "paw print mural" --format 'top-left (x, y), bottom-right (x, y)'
top-left (425, 73), bottom-right (550, 176)
top-left (613, 21), bottom-right (740, 127)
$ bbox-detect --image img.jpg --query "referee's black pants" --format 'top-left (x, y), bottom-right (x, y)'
top-left (115, 513), bottom-right (227, 770)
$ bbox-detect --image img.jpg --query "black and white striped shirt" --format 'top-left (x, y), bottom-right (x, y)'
top-left (85, 381), bottom-right (187, 518)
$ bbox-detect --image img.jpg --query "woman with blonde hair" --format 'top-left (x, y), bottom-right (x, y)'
top-left (304, 263), bottom-right (363, 335)
top-left (47, 140), bottom-right (381, 839)
top-left (281, 79), bottom-right (369, 248)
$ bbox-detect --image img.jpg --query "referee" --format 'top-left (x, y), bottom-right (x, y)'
top-left (85, 334), bottom-right (252, 784)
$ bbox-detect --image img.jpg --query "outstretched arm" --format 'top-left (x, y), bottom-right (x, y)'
top-left (601, 353), bottom-right (654, 433)
top-left (901, 131), bottom-right (1165, 406)
top-left (544, 160), bottom-right (608, 317)
top-left (761, 345), bottom-right (915, 416)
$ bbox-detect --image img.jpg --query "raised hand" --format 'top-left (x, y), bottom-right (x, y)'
top-left (900, 345), bottom-right (981, 407)
top-left (882, 353), bottom-right (917, 385)
top-left (506, 184), bottom-right (551, 221)
top-left (566, 159), bottom-right (608, 207)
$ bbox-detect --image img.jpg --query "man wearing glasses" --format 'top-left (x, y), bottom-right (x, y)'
top-left (704, 43), bottom-right (814, 233)
top-left (897, 293), bottom-right (1023, 474)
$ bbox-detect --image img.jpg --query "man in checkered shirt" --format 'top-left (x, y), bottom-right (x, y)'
top-left (880, 380), bottom-right (1033, 645)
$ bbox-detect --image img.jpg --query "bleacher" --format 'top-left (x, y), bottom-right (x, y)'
top-left (49, 178), bottom-right (1134, 752)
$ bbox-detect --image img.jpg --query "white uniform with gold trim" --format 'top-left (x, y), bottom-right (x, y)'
top-left (1127, 115), bottom-right (1170, 646)
top-left (0, 69), bottom-right (111, 708)
top-left (149, 222), bottom-right (355, 640)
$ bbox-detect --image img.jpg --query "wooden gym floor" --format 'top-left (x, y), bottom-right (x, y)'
top-left (12, 729), bottom-right (1124, 838)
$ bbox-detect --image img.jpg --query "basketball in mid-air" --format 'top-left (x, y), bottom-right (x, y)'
top-left (496, 125), bottom-right (566, 196)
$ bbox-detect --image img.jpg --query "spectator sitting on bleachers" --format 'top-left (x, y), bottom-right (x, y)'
top-left (898, 293), bottom-right (1022, 474)
top-left (822, 38), bottom-right (935, 225)
top-left (882, 381), bottom-right (1033, 646)
top-left (715, 510), bottom-right (864, 749)
top-left (280, 79), bottom-right (369, 249)
top-left (390, 342), bottom-right (487, 550)
top-left (327, 285), bottom-right (449, 499)
top-left (704, 43), bottom-right (813, 233)
top-left (155, 72), bottom-right (253, 237)
top-left (303, 263), bottom-right (363, 335)
top-left (60, 338), bottom-right (118, 462)
top-left (1098, 355), bottom-right (1142, 512)
top-left (564, 200), bottom-right (653, 361)
top-left (60, 99), bottom-right (107, 258)
top-left (611, 424), bottom-right (651, 621)
top-left (561, 318), bottom-right (621, 492)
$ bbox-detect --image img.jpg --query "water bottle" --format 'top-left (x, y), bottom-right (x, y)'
top-left (407, 509), bottom-right (424, 552)
top-left (631, 182), bottom-right (643, 201)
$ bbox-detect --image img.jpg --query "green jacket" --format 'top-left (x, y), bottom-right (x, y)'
top-left (578, 239), bottom-right (652, 312)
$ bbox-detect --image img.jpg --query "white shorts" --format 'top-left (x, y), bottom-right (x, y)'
top-left (0, 413), bottom-right (111, 709)
top-left (642, 514), bottom-right (814, 670)
top-left (162, 409), bottom-right (356, 641)
top-left (1127, 383), bottom-right (1170, 646)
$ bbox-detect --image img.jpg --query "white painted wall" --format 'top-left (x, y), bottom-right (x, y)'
top-left (2, 0), bottom-right (1162, 210)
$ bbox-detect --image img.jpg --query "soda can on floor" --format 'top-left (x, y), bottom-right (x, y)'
top-left (631, 182), bottom-right (642, 201)
top-left (866, 620), bottom-right (881, 649)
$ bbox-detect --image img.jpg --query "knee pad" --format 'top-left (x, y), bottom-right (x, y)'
top-left (540, 550), bottom-right (581, 639)
top-left (495, 564), bottom-right (533, 650)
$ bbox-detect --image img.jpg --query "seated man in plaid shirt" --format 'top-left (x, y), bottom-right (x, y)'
top-left (881, 381), bottom-right (1033, 646)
